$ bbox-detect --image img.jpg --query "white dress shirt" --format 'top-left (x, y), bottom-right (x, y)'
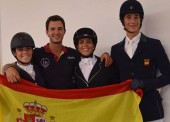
top-left (124, 33), bottom-right (141, 58)
top-left (79, 55), bottom-right (97, 82)
top-left (17, 62), bottom-right (35, 80)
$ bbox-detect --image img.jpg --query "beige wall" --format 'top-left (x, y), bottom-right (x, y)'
top-left (1, 0), bottom-right (170, 67)
top-left (1, 0), bottom-right (170, 121)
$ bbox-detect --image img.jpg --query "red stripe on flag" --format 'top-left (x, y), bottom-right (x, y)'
top-left (0, 74), bottom-right (142, 99)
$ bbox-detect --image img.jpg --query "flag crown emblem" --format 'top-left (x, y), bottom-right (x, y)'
top-left (16, 101), bottom-right (56, 122)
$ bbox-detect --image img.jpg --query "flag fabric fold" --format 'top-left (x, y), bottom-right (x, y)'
top-left (0, 74), bottom-right (143, 122)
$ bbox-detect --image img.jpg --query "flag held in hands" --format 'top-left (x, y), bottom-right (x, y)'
top-left (0, 74), bottom-right (143, 122)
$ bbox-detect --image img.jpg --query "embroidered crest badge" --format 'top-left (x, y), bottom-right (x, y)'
top-left (40, 58), bottom-right (50, 68)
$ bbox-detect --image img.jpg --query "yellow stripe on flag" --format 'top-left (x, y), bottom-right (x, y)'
top-left (0, 74), bottom-right (143, 122)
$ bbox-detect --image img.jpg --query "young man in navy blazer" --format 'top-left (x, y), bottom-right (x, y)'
top-left (111, 0), bottom-right (170, 122)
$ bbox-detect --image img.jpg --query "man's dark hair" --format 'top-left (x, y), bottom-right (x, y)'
top-left (46, 15), bottom-right (66, 31)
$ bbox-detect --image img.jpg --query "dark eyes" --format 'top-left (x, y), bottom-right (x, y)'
top-left (17, 47), bottom-right (32, 51)
top-left (125, 14), bottom-right (140, 19)
top-left (50, 27), bottom-right (63, 31)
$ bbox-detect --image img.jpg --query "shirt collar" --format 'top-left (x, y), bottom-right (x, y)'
top-left (125, 32), bottom-right (141, 45)
top-left (81, 55), bottom-right (97, 66)
top-left (17, 62), bottom-right (33, 70)
top-left (44, 43), bottom-right (67, 54)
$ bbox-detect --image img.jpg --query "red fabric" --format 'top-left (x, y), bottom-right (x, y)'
top-left (0, 74), bottom-right (143, 99)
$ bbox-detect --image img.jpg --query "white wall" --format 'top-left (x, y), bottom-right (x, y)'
top-left (1, 0), bottom-right (170, 67)
top-left (1, 0), bottom-right (170, 121)
top-left (0, 0), bottom-right (121, 67)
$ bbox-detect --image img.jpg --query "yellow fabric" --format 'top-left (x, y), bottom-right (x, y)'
top-left (0, 77), bottom-right (142, 122)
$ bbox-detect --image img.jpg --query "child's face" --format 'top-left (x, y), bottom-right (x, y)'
top-left (77, 37), bottom-right (95, 57)
top-left (13, 47), bottom-right (33, 65)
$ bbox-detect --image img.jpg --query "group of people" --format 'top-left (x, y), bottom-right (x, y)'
top-left (2, 0), bottom-right (170, 122)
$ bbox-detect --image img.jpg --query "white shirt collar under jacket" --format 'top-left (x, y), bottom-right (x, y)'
top-left (17, 62), bottom-right (35, 80)
top-left (124, 32), bottom-right (141, 58)
top-left (79, 55), bottom-right (97, 82)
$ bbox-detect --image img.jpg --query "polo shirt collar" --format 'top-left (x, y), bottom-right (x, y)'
top-left (44, 43), bottom-right (67, 54)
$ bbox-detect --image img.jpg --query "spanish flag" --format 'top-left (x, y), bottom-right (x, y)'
top-left (0, 74), bottom-right (143, 122)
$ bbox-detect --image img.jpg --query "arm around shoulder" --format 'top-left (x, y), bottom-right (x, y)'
top-left (100, 52), bottom-right (113, 67)
top-left (2, 62), bottom-right (16, 74)
top-left (2, 62), bottom-right (21, 83)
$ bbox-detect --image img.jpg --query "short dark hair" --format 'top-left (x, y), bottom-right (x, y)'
top-left (45, 15), bottom-right (66, 31)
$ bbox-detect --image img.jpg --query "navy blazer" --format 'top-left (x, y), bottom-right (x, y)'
top-left (73, 56), bottom-right (119, 88)
top-left (111, 33), bottom-right (170, 121)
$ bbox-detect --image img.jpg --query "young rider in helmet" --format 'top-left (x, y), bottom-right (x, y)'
top-left (73, 28), bottom-right (119, 88)
top-left (10, 32), bottom-right (45, 87)
top-left (111, 0), bottom-right (170, 122)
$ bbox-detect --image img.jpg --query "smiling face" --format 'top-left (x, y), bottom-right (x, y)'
top-left (124, 13), bottom-right (141, 37)
top-left (77, 37), bottom-right (95, 57)
top-left (13, 47), bottom-right (33, 65)
top-left (46, 21), bottom-right (66, 45)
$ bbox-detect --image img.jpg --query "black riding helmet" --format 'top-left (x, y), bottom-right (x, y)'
top-left (119, 0), bottom-right (144, 28)
top-left (11, 32), bottom-right (35, 64)
top-left (73, 27), bottom-right (97, 50)
top-left (11, 32), bottom-right (35, 52)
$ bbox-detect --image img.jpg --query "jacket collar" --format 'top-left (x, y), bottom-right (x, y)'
top-left (119, 33), bottom-right (148, 58)
top-left (75, 56), bottom-right (101, 82)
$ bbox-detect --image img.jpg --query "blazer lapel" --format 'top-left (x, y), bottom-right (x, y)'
top-left (119, 38), bottom-right (132, 58)
top-left (75, 64), bottom-right (86, 81)
top-left (133, 33), bottom-right (148, 58)
top-left (88, 57), bottom-right (101, 81)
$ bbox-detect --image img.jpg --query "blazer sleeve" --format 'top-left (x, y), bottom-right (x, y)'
top-left (143, 40), bottom-right (170, 90)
